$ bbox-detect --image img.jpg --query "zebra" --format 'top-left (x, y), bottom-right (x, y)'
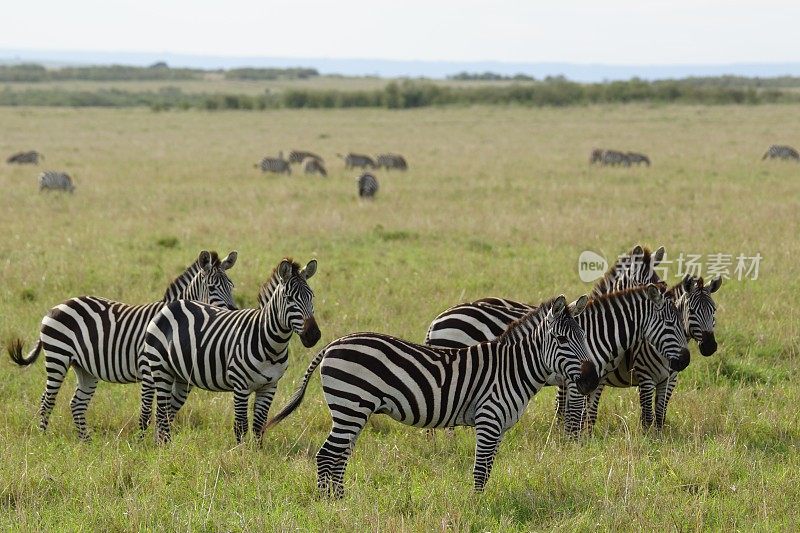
top-left (338, 152), bottom-right (376, 169)
top-left (256, 152), bottom-right (291, 175)
top-left (589, 148), bottom-right (604, 164)
top-left (428, 284), bottom-right (689, 437)
top-left (626, 152), bottom-right (651, 166)
top-left (601, 150), bottom-right (630, 166)
top-left (762, 144), bottom-right (799, 161)
top-left (264, 294), bottom-right (599, 497)
top-left (139, 258), bottom-right (320, 444)
top-left (303, 157), bottom-right (328, 177)
top-left (289, 150), bottom-right (324, 165)
top-left (7, 250), bottom-right (238, 440)
top-left (356, 173), bottom-right (379, 199)
top-left (38, 171), bottom-right (75, 193)
top-left (7, 150), bottom-right (43, 165)
top-left (376, 153), bottom-right (408, 171)
top-left (603, 275), bottom-right (721, 429)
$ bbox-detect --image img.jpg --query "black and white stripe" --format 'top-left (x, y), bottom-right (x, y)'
top-left (601, 150), bottom-right (630, 166)
top-left (7, 251), bottom-right (238, 439)
top-left (256, 152), bottom-right (292, 175)
top-left (339, 152), bottom-right (376, 169)
top-left (288, 150), bottom-right (323, 164)
top-left (303, 157), bottom-right (328, 177)
top-left (357, 173), bottom-right (379, 198)
top-left (265, 295), bottom-right (598, 497)
top-left (603, 275), bottom-right (721, 429)
top-left (7, 150), bottom-right (43, 165)
top-left (376, 153), bottom-right (408, 171)
top-left (139, 258), bottom-right (320, 444)
top-left (762, 144), bottom-right (799, 161)
top-left (38, 171), bottom-right (75, 193)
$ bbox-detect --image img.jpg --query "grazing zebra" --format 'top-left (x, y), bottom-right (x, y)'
top-left (289, 150), bottom-right (324, 164)
top-left (139, 258), bottom-right (320, 444)
top-left (7, 150), bottom-right (43, 165)
top-left (626, 152), bottom-right (651, 166)
top-left (7, 250), bottom-right (238, 439)
top-left (256, 152), bottom-right (291, 175)
top-left (338, 152), bottom-right (376, 169)
top-left (38, 171), bottom-right (75, 193)
top-left (303, 157), bottom-right (328, 177)
top-left (376, 153), bottom-right (408, 171)
top-left (590, 148), bottom-right (604, 164)
top-left (762, 144), bottom-right (800, 161)
top-left (357, 173), bottom-right (379, 198)
top-left (265, 295), bottom-right (598, 497)
top-left (603, 275), bottom-right (721, 429)
top-left (601, 150), bottom-right (630, 166)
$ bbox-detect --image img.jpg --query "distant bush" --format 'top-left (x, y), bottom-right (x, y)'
top-left (224, 67), bottom-right (319, 80)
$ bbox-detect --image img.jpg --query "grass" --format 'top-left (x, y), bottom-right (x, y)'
top-left (1, 104), bottom-right (799, 530)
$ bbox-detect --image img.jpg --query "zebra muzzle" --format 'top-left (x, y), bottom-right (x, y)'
top-left (299, 316), bottom-right (321, 348)
top-left (575, 360), bottom-right (599, 395)
top-left (699, 332), bottom-right (717, 356)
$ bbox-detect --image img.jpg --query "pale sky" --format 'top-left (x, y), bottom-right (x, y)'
top-left (2, 0), bottom-right (799, 64)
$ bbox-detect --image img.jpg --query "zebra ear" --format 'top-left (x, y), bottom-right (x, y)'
top-left (653, 246), bottom-right (666, 266)
top-left (301, 259), bottom-right (317, 280)
top-left (682, 274), bottom-right (696, 294)
top-left (707, 276), bottom-right (722, 293)
top-left (220, 251), bottom-right (238, 271)
top-left (568, 295), bottom-right (589, 317)
top-left (547, 295), bottom-right (567, 324)
top-left (198, 251), bottom-right (213, 272)
top-left (644, 283), bottom-right (664, 306)
top-left (278, 259), bottom-right (293, 283)
top-left (631, 245), bottom-right (644, 257)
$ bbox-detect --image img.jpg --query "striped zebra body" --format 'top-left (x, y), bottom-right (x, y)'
top-left (357, 173), bottom-right (379, 198)
top-left (376, 153), bottom-right (408, 171)
top-left (339, 152), bottom-right (376, 169)
top-left (38, 171), bottom-right (75, 193)
top-left (257, 153), bottom-right (291, 175)
top-left (303, 157), bottom-right (328, 177)
top-left (762, 144), bottom-right (799, 161)
top-left (265, 295), bottom-right (598, 496)
top-left (7, 251), bottom-right (238, 439)
top-left (626, 152), bottom-right (651, 166)
top-left (139, 259), bottom-right (320, 444)
top-left (603, 275), bottom-right (720, 429)
top-left (601, 150), bottom-right (630, 166)
top-left (7, 150), bottom-right (43, 165)
top-left (289, 150), bottom-right (323, 164)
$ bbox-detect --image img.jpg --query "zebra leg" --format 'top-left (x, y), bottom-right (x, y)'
top-left (252, 384), bottom-right (277, 444)
top-left (654, 374), bottom-right (677, 430)
top-left (154, 371), bottom-right (176, 444)
top-left (69, 366), bottom-right (99, 440)
top-left (169, 381), bottom-right (193, 424)
top-left (473, 420), bottom-right (502, 493)
top-left (316, 407), bottom-right (371, 498)
top-left (637, 377), bottom-right (656, 430)
top-left (138, 363), bottom-right (155, 434)
top-left (555, 383), bottom-right (567, 423)
top-left (39, 353), bottom-right (70, 432)
top-left (233, 389), bottom-right (250, 444)
top-left (585, 382), bottom-right (606, 434)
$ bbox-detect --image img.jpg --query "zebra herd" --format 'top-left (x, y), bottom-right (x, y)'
top-left (256, 150), bottom-right (408, 177)
top-left (10, 243), bottom-right (722, 497)
top-left (591, 143), bottom-right (800, 166)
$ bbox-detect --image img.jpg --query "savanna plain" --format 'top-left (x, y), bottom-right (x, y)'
top-left (1, 103), bottom-right (799, 531)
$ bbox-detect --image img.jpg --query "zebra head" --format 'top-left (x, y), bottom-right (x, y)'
top-left (545, 295), bottom-right (598, 396)
top-left (681, 276), bottom-right (721, 356)
top-left (276, 258), bottom-right (320, 348)
top-left (640, 284), bottom-right (691, 372)
top-left (618, 245), bottom-right (665, 289)
top-left (192, 250), bottom-right (238, 310)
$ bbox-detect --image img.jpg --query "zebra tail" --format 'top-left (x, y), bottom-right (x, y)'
top-left (264, 348), bottom-right (327, 430)
top-left (8, 338), bottom-right (42, 366)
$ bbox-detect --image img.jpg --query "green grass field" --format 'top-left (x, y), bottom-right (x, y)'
top-left (1, 104), bottom-right (799, 531)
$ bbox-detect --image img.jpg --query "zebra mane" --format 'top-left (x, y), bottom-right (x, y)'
top-left (257, 258), bottom-right (301, 308)
top-left (498, 295), bottom-right (562, 342)
top-left (592, 246), bottom-right (654, 291)
top-left (162, 251), bottom-right (222, 302)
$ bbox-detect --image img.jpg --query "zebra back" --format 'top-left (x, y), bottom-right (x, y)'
top-left (289, 150), bottom-right (323, 164)
top-left (258, 156), bottom-right (291, 174)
